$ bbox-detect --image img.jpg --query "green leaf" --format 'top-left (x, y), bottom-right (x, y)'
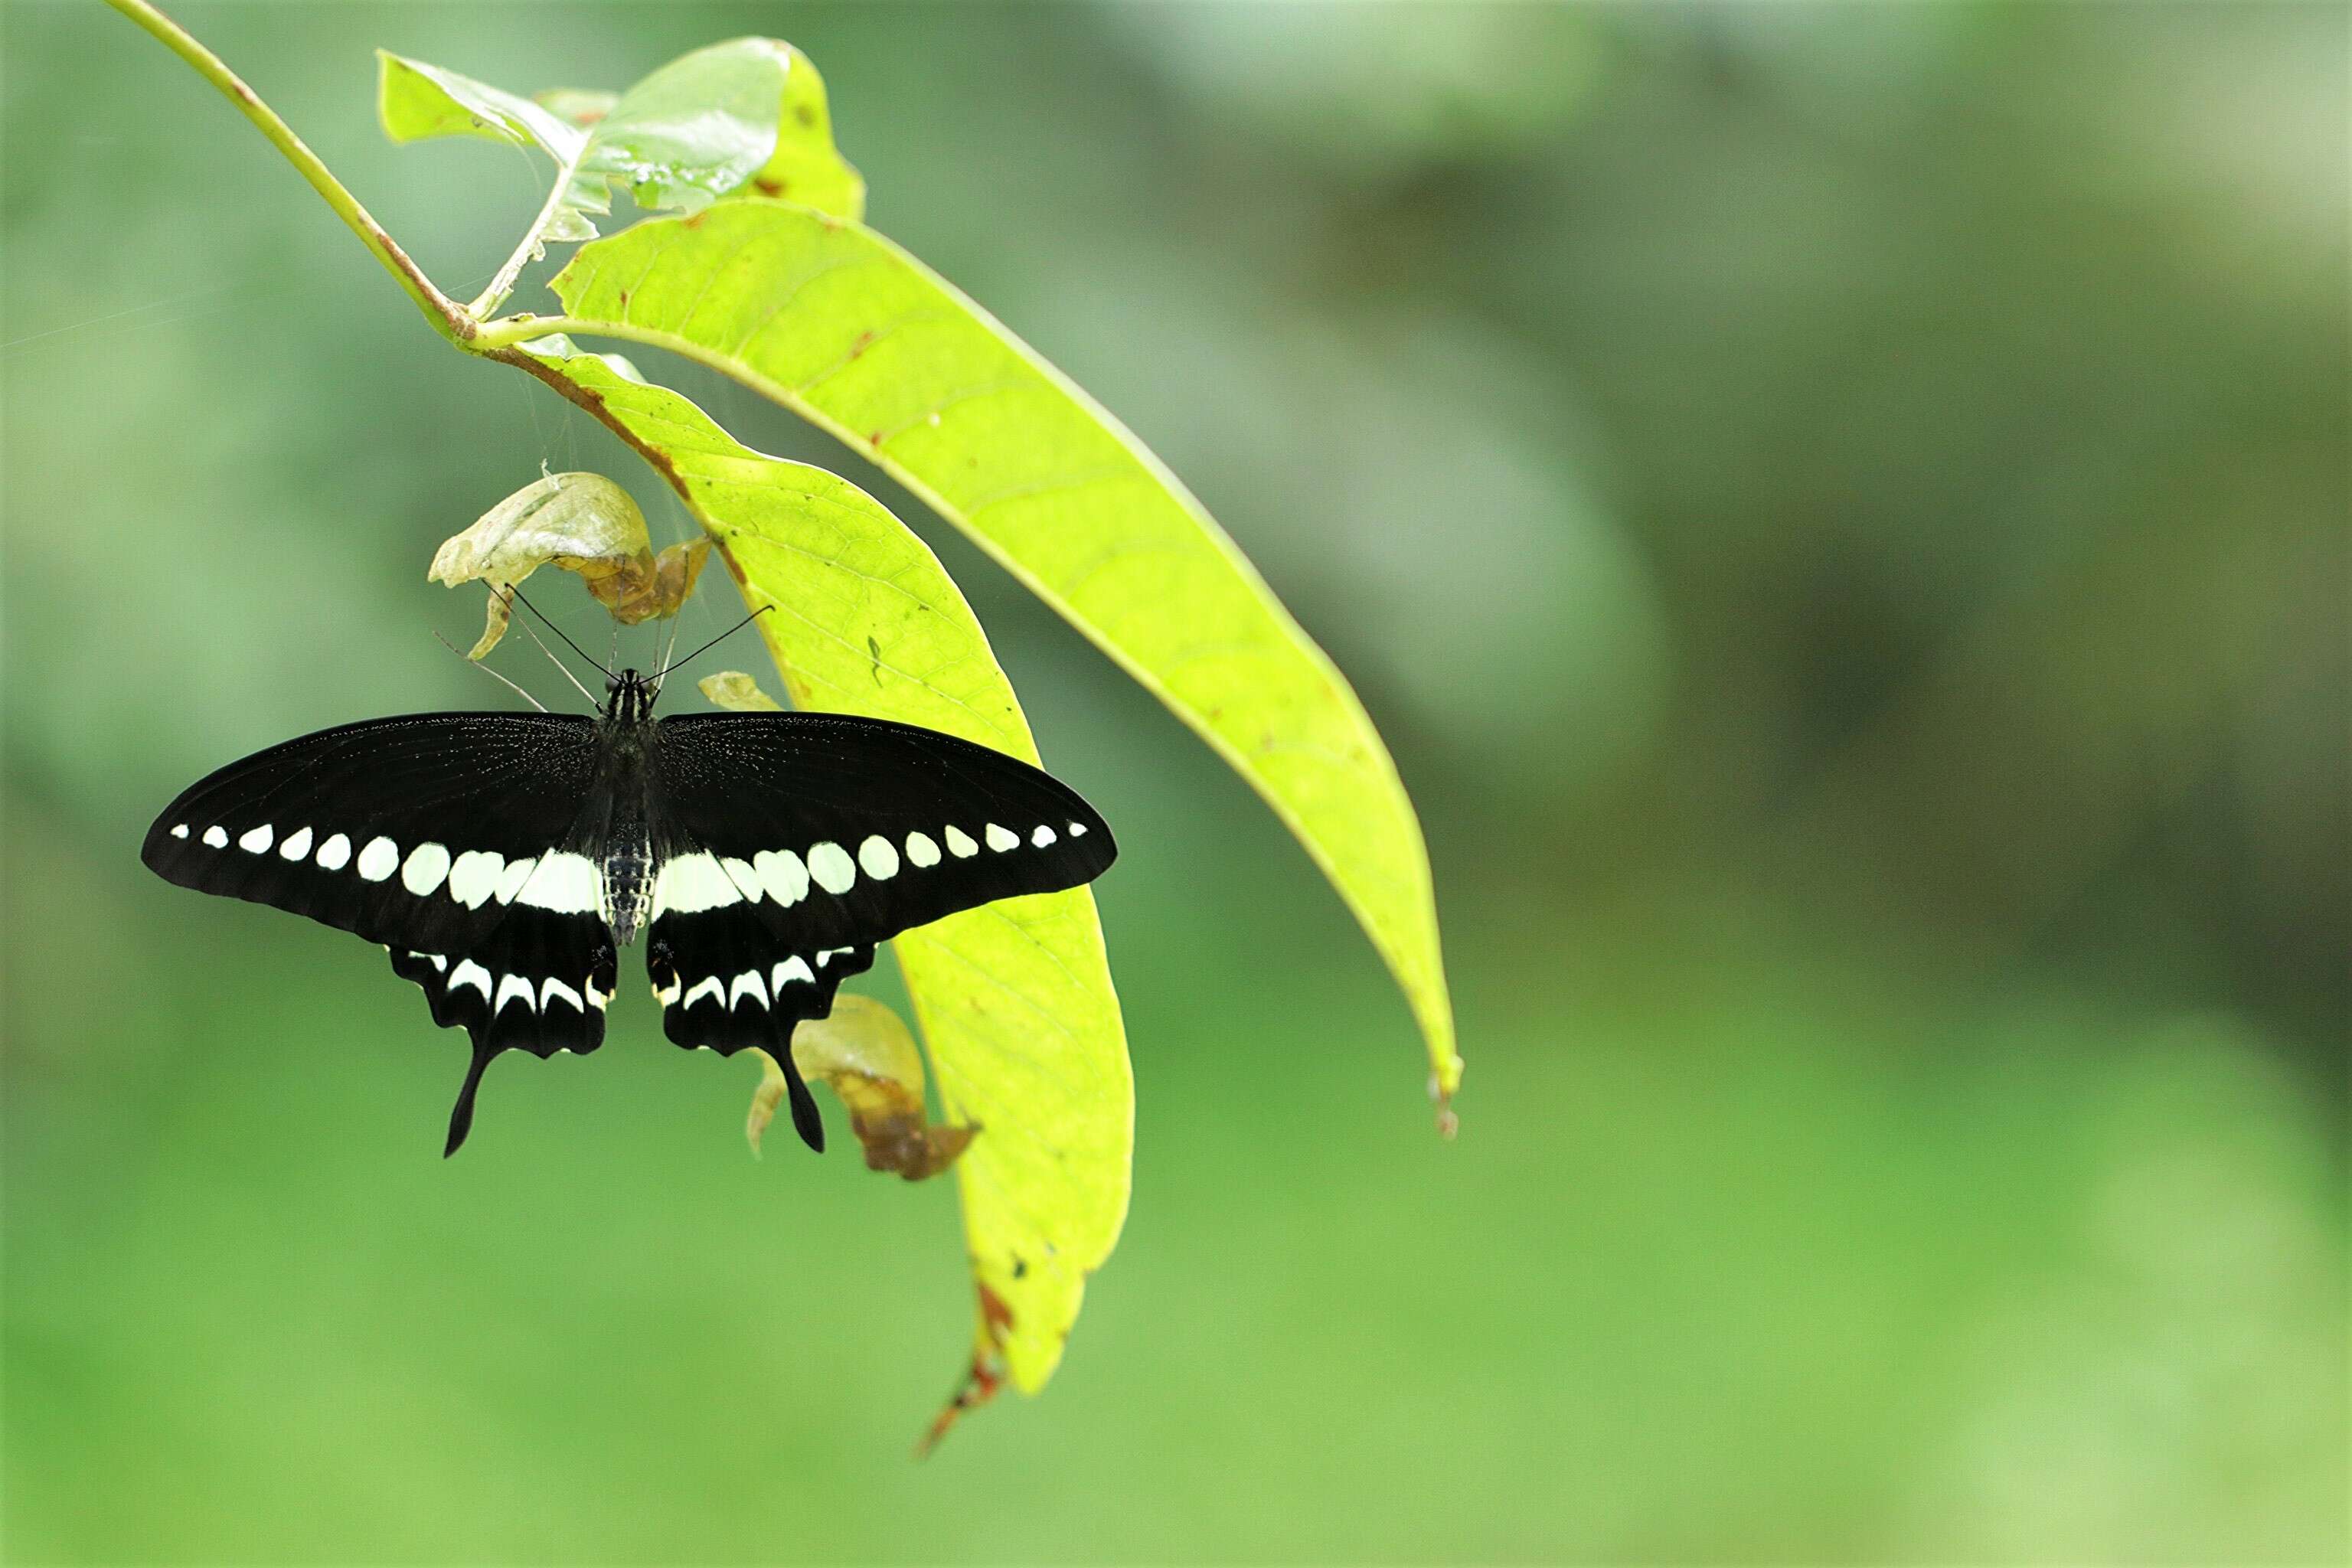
top-left (378, 38), bottom-right (862, 256)
top-left (588, 38), bottom-right (864, 221)
top-left (506, 338), bottom-right (1131, 1395)
top-left (539, 204), bottom-right (1462, 1100)
top-left (377, 53), bottom-right (584, 165)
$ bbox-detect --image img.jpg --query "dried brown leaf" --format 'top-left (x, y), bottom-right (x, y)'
top-left (697, 670), bottom-right (784, 712)
top-left (430, 471), bottom-right (707, 655)
top-left (746, 995), bottom-right (977, 1181)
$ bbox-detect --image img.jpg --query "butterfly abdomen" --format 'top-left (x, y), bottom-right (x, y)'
top-left (603, 835), bottom-right (655, 945)
top-left (586, 711), bottom-right (658, 944)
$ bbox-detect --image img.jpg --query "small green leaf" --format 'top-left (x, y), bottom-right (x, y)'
top-left (511, 339), bottom-right (1131, 1395)
top-left (378, 38), bottom-right (861, 261)
top-left (377, 52), bottom-right (583, 162)
top-left (544, 204), bottom-right (1462, 1099)
top-left (579, 38), bottom-right (864, 223)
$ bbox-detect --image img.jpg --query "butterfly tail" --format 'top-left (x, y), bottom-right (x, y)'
top-left (445, 1044), bottom-right (495, 1158)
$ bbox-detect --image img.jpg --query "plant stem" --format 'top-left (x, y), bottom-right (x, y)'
top-left (103, 0), bottom-right (477, 345)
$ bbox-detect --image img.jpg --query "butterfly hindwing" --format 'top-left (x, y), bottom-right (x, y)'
top-left (390, 903), bottom-right (620, 1154)
top-left (645, 897), bottom-right (874, 1152)
top-left (142, 713), bottom-right (617, 1151)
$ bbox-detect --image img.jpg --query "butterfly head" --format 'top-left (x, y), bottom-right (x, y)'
top-left (604, 668), bottom-right (658, 724)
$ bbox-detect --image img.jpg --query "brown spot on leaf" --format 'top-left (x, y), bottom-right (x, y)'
top-left (848, 329), bottom-right (876, 359)
top-left (794, 103), bottom-right (817, 128)
top-left (754, 176), bottom-right (786, 198)
top-left (682, 211), bottom-right (707, 230)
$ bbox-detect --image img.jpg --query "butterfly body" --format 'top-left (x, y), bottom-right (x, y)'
top-left (143, 668), bottom-right (1115, 1156)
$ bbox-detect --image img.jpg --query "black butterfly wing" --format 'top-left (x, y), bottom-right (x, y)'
top-left (141, 713), bottom-right (619, 1152)
top-left (640, 713), bottom-right (1116, 1149)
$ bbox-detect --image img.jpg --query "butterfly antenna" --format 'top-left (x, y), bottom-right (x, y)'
top-left (654, 604), bottom-right (773, 682)
top-left (658, 608), bottom-right (684, 688)
top-left (431, 629), bottom-right (549, 713)
top-left (499, 590), bottom-right (603, 710)
top-left (505, 586), bottom-right (616, 679)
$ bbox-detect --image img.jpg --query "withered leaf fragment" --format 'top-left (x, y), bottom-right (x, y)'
top-left (746, 995), bottom-right (978, 1180)
top-left (697, 670), bottom-right (783, 712)
top-left (430, 471), bottom-right (709, 656)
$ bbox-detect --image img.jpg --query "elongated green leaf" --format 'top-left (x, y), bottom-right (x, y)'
top-left (542, 204), bottom-right (1462, 1099)
top-left (379, 38), bottom-right (862, 253)
top-left (507, 338), bottom-right (1130, 1393)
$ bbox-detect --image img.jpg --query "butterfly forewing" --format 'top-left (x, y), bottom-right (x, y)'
top-left (645, 712), bottom-right (1116, 949)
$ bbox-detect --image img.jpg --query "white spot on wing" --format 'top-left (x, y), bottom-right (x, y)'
top-left (171, 824), bottom-right (191, 840)
top-left (806, 841), bottom-right (856, 894)
top-left (858, 835), bottom-right (900, 880)
top-left (401, 842), bottom-right (451, 896)
top-left (1032, 825), bottom-right (1058, 848)
top-left (202, 826), bottom-right (229, 848)
top-left (450, 959), bottom-right (493, 999)
top-left (315, 833), bottom-right (352, 871)
top-left (494, 857), bottom-right (537, 905)
top-left (985, 823), bottom-right (1019, 852)
top-left (495, 973), bottom-right (537, 1013)
top-left (358, 837), bottom-right (400, 882)
top-left (772, 956), bottom-right (815, 989)
top-left (238, 824), bottom-right (274, 854)
top-left (729, 969), bottom-right (769, 1009)
top-left (515, 852), bottom-right (600, 914)
top-left (944, 825), bottom-right (979, 858)
top-left (754, 849), bottom-right (808, 906)
top-left (905, 831), bottom-right (941, 868)
top-left (720, 856), bottom-right (763, 902)
top-left (541, 977), bottom-right (584, 1012)
top-left (1069, 822), bottom-right (1088, 838)
top-left (447, 850), bottom-right (503, 909)
top-left (279, 825), bottom-right (313, 861)
top-left (652, 851), bottom-right (743, 916)
top-left (682, 975), bottom-right (725, 1008)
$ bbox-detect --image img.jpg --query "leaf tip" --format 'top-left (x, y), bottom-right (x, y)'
top-left (1430, 1069), bottom-right (1462, 1142)
top-left (916, 1282), bottom-right (1015, 1456)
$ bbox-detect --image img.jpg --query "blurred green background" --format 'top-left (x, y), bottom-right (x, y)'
top-left (5, 3), bottom-right (2344, 1563)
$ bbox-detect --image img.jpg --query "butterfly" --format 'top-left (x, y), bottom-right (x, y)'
top-left (140, 659), bottom-right (1116, 1156)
